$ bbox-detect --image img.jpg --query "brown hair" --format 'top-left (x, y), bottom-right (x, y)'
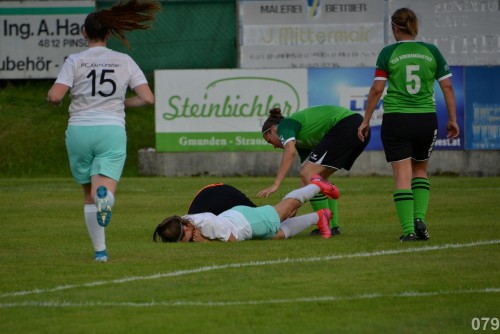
top-left (153, 215), bottom-right (189, 243)
top-left (261, 107), bottom-right (285, 135)
top-left (84, 0), bottom-right (161, 48)
top-left (391, 8), bottom-right (418, 38)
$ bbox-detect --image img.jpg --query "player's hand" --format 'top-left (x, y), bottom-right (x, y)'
top-left (357, 121), bottom-right (370, 142)
top-left (256, 184), bottom-right (279, 198)
top-left (447, 120), bottom-right (460, 138)
top-left (192, 229), bottom-right (209, 242)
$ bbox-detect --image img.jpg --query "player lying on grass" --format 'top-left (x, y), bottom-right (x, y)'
top-left (152, 175), bottom-right (339, 242)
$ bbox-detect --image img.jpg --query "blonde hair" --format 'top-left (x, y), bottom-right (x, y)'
top-left (391, 8), bottom-right (418, 38)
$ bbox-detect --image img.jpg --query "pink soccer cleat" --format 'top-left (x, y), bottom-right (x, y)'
top-left (316, 209), bottom-right (332, 239)
top-left (310, 175), bottom-right (340, 199)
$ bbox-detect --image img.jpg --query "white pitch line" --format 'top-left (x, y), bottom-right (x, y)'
top-left (1, 239), bottom-right (499, 299)
top-left (1, 288), bottom-right (499, 309)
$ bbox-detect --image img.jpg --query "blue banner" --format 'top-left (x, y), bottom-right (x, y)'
top-left (464, 66), bottom-right (500, 150)
top-left (308, 67), bottom-right (465, 150)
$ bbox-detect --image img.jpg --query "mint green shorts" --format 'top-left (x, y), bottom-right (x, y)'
top-left (231, 205), bottom-right (281, 239)
top-left (66, 125), bottom-right (126, 184)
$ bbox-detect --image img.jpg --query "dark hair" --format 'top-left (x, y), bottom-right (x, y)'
top-left (84, 0), bottom-right (161, 48)
top-left (152, 215), bottom-right (185, 243)
top-left (391, 8), bottom-right (418, 38)
top-left (261, 107), bottom-right (285, 135)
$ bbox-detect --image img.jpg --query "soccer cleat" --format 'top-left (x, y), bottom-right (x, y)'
top-left (94, 250), bottom-right (108, 263)
top-left (316, 209), bottom-right (332, 239)
top-left (331, 226), bottom-right (341, 235)
top-left (309, 174), bottom-right (340, 199)
top-left (400, 233), bottom-right (417, 242)
top-left (309, 226), bottom-right (341, 237)
top-left (96, 186), bottom-right (112, 227)
top-left (414, 218), bottom-right (429, 241)
top-left (308, 228), bottom-right (321, 236)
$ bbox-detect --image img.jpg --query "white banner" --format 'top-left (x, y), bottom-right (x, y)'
top-left (388, 0), bottom-right (500, 65)
top-left (154, 69), bottom-right (308, 152)
top-left (0, 1), bottom-right (94, 79)
top-left (239, 0), bottom-right (385, 68)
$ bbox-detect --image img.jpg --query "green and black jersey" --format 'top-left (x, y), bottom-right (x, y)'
top-left (277, 105), bottom-right (355, 150)
top-left (375, 41), bottom-right (452, 114)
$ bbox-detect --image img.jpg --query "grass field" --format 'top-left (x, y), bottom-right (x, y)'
top-left (1, 176), bottom-right (499, 333)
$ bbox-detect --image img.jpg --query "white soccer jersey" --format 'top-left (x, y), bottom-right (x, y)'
top-left (55, 46), bottom-right (148, 127)
top-left (184, 211), bottom-right (252, 241)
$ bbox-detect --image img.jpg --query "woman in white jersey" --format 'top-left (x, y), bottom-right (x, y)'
top-left (47, 0), bottom-right (161, 262)
top-left (357, 8), bottom-right (459, 242)
top-left (152, 176), bottom-right (339, 242)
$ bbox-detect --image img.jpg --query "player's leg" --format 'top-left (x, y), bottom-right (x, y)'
top-left (300, 164), bottom-right (339, 233)
top-left (301, 116), bottom-right (361, 233)
top-left (382, 114), bottom-right (418, 242)
top-left (410, 113), bottom-right (436, 241)
top-left (92, 174), bottom-right (117, 228)
top-left (90, 125), bottom-right (125, 228)
top-left (273, 179), bottom-right (337, 221)
top-left (66, 125), bottom-right (110, 261)
top-left (276, 209), bottom-right (332, 239)
top-left (275, 182), bottom-right (332, 220)
top-left (391, 159), bottom-right (416, 241)
top-left (82, 183), bottom-right (108, 262)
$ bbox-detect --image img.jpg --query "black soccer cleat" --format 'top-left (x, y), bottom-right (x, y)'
top-left (414, 218), bottom-right (430, 241)
top-left (400, 233), bottom-right (417, 242)
top-left (331, 226), bottom-right (341, 235)
top-left (309, 226), bottom-right (341, 236)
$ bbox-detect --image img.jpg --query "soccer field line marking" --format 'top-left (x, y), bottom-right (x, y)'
top-left (1, 239), bottom-right (498, 299)
top-left (0, 287), bottom-right (499, 309)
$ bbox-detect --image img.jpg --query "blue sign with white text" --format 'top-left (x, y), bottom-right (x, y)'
top-left (308, 67), bottom-right (465, 150)
top-left (464, 66), bottom-right (500, 150)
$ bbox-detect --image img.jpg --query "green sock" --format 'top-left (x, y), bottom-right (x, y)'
top-left (393, 190), bottom-right (414, 236)
top-left (310, 193), bottom-right (329, 221)
top-left (412, 177), bottom-right (430, 221)
top-left (328, 198), bottom-right (338, 228)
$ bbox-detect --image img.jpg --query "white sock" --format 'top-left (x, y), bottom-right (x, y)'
top-left (84, 204), bottom-right (106, 252)
top-left (280, 212), bottom-right (319, 238)
top-left (282, 184), bottom-right (320, 204)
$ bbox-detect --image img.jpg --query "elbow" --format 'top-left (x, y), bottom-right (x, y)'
top-left (139, 93), bottom-right (154, 106)
top-left (47, 94), bottom-right (61, 105)
top-left (145, 95), bottom-right (155, 105)
top-left (371, 87), bottom-right (384, 98)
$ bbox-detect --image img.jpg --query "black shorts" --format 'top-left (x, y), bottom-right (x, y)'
top-left (308, 113), bottom-right (370, 171)
top-left (381, 113), bottom-right (437, 163)
top-left (187, 183), bottom-right (257, 215)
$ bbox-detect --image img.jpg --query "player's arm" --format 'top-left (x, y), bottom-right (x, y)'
top-left (192, 229), bottom-right (237, 242)
top-left (47, 83), bottom-right (70, 106)
top-left (438, 77), bottom-right (459, 138)
top-left (358, 79), bottom-right (385, 142)
top-left (274, 140), bottom-right (296, 187)
top-left (256, 140), bottom-right (296, 198)
top-left (125, 83), bottom-right (154, 108)
top-left (192, 228), bottom-right (237, 242)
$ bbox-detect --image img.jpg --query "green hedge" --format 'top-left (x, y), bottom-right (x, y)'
top-left (0, 80), bottom-right (155, 177)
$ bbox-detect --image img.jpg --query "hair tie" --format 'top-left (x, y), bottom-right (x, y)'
top-left (391, 20), bottom-right (407, 30)
top-left (262, 126), bottom-right (273, 135)
top-left (176, 221), bottom-right (184, 242)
